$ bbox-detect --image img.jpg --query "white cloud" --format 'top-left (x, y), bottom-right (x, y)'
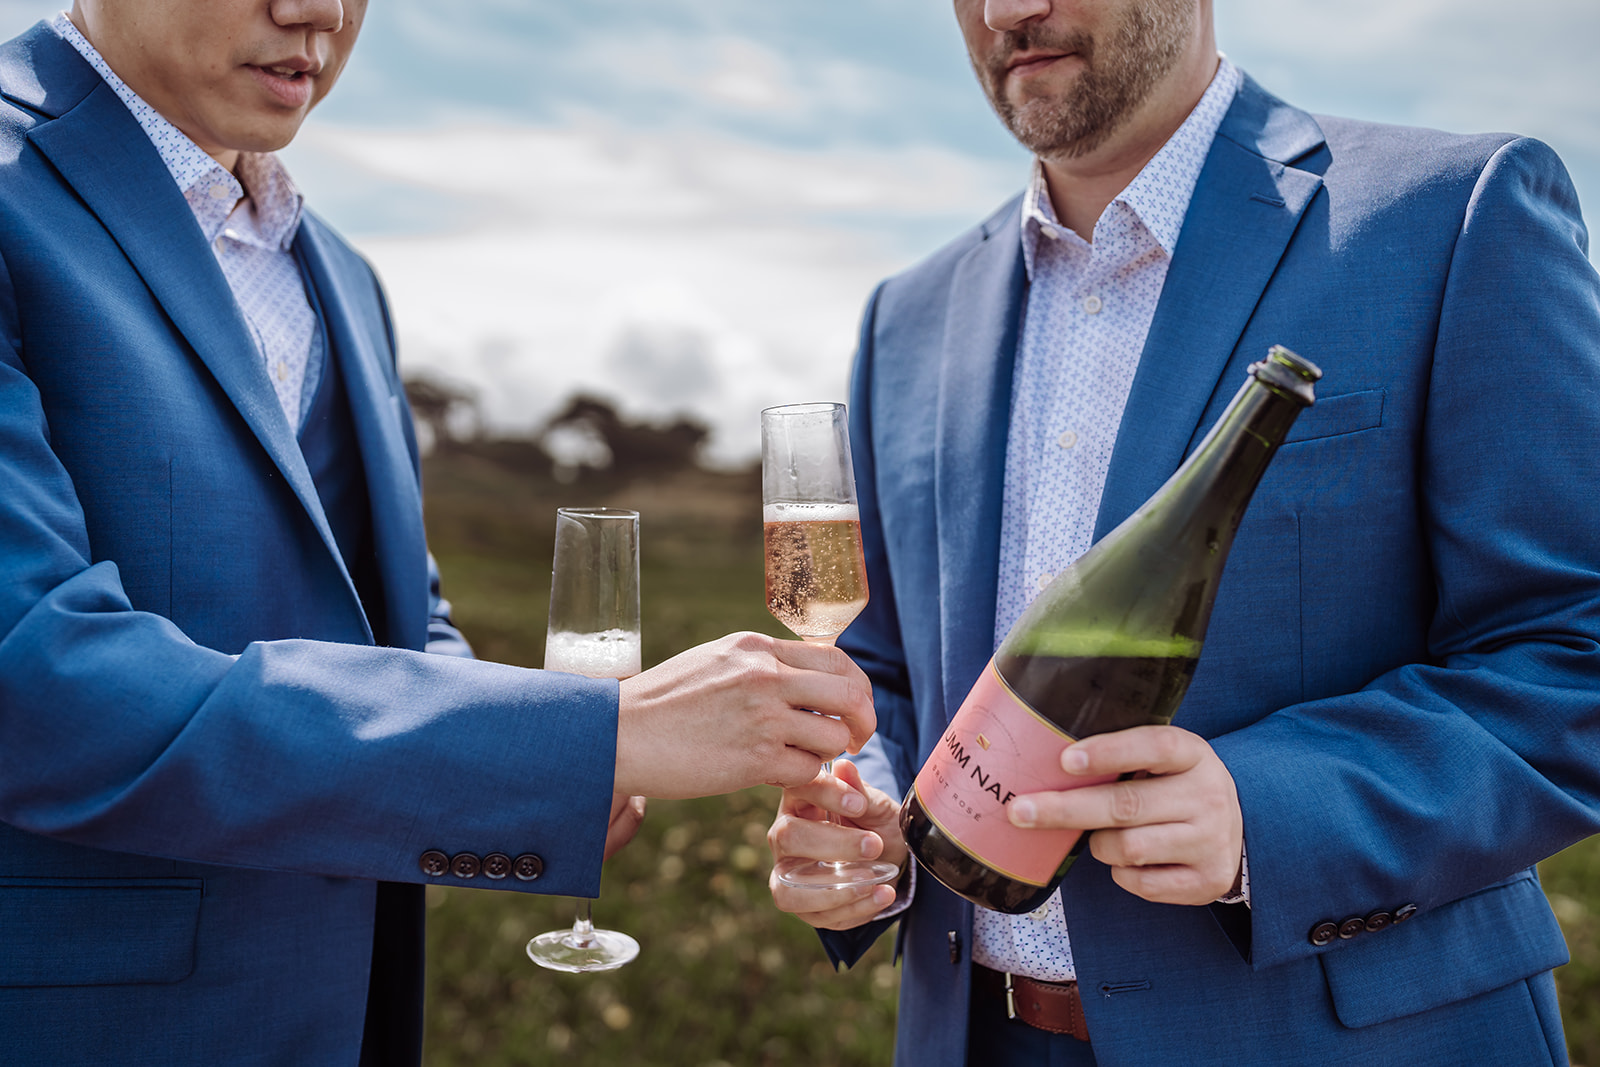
top-left (1218, 0), bottom-right (1599, 215)
top-left (287, 118), bottom-right (1021, 466)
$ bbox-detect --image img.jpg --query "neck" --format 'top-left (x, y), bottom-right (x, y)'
top-left (1039, 43), bottom-right (1219, 240)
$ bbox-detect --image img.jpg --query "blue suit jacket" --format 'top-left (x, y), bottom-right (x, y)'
top-left (0, 24), bottom-right (616, 1065)
top-left (825, 73), bottom-right (1600, 1065)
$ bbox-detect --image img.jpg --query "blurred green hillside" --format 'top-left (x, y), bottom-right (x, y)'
top-left (416, 434), bottom-right (1600, 1067)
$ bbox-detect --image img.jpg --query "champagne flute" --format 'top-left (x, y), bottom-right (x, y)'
top-left (762, 403), bottom-right (901, 889)
top-left (526, 507), bottom-right (643, 973)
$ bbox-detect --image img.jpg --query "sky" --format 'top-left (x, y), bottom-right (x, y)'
top-left (3, 1), bottom-right (1596, 465)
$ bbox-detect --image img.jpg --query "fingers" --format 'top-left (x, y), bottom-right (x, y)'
top-left (1059, 724), bottom-right (1207, 778)
top-left (1105, 861), bottom-right (1223, 907)
top-left (602, 795), bottom-right (647, 861)
top-left (613, 631), bottom-right (875, 798)
top-left (1003, 725), bottom-right (1243, 907)
top-left (780, 765), bottom-right (871, 820)
top-left (1010, 767), bottom-right (1206, 832)
top-left (769, 876), bottom-right (899, 931)
top-left (768, 808), bottom-right (887, 864)
top-left (769, 643), bottom-right (876, 753)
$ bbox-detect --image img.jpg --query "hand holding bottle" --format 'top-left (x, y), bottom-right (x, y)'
top-left (766, 760), bottom-right (906, 930)
top-left (1007, 725), bottom-right (1243, 907)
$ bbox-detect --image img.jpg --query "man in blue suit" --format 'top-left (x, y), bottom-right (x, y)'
top-left (0, 1), bottom-right (876, 1063)
top-left (767, 0), bottom-right (1600, 1063)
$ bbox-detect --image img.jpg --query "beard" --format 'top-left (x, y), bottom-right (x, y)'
top-left (974, 0), bottom-right (1197, 159)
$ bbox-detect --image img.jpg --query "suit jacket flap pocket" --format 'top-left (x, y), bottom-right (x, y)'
top-left (1320, 873), bottom-right (1567, 1029)
top-left (1283, 388), bottom-right (1384, 444)
top-left (0, 877), bottom-right (201, 987)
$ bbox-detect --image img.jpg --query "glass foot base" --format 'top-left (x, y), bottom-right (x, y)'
top-left (774, 857), bottom-right (901, 890)
top-left (526, 927), bottom-right (640, 973)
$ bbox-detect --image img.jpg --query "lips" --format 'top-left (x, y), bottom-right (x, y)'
top-left (247, 62), bottom-right (316, 108)
top-left (1007, 51), bottom-right (1075, 78)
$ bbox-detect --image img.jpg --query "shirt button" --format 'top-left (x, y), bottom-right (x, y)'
top-left (213, 237), bottom-right (225, 253)
top-left (276, 362), bottom-right (288, 382)
top-left (1083, 294), bottom-right (1103, 315)
top-left (1041, 225), bottom-right (1060, 240)
top-left (1035, 572), bottom-right (1054, 592)
top-left (1057, 430), bottom-right (1077, 450)
top-left (207, 184), bottom-right (230, 200)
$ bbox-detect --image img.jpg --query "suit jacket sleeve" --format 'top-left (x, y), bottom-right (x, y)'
top-left (0, 241), bottom-right (615, 898)
top-left (1212, 135), bottom-right (1600, 971)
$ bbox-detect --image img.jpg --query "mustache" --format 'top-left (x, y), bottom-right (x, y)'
top-left (983, 24), bottom-right (1096, 87)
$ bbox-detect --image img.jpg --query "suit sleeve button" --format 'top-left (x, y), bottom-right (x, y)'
top-left (419, 850), bottom-right (450, 877)
top-left (482, 852), bottom-right (512, 880)
top-left (450, 853), bottom-right (482, 879)
top-left (1309, 921), bottom-right (1339, 946)
top-left (1393, 903), bottom-right (1418, 923)
top-left (513, 853), bottom-right (545, 881)
top-left (1364, 910), bottom-right (1392, 933)
top-left (1337, 917), bottom-right (1365, 940)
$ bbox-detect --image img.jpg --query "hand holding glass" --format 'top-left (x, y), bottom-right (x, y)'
top-left (762, 403), bottom-right (900, 889)
top-left (526, 507), bottom-right (642, 972)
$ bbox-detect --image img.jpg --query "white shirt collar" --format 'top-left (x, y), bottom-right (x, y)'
top-left (1021, 56), bottom-right (1243, 278)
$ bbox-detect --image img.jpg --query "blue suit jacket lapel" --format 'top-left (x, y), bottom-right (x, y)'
top-left (19, 32), bottom-right (350, 577)
top-left (1093, 76), bottom-right (1327, 537)
top-left (934, 201), bottom-right (1027, 717)
top-left (296, 218), bottom-right (429, 652)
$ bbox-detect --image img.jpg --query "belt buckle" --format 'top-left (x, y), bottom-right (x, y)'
top-left (1004, 972), bottom-right (1017, 1020)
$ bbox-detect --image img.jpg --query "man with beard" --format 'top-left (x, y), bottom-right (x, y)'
top-left (765, 0), bottom-right (1600, 1064)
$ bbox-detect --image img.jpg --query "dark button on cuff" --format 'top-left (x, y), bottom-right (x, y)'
top-left (512, 853), bottom-right (544, 881)
top-left (1364, 910), bottom-right (1392, 933)
top-left (482, 852), bottom-right (512, 880)
top-left (450, 852), bottom-right (482, 879)
top-left (1309, 921), bottom-right (1339, 947)
top-left (419, 850), bottom-right (450, 877)
top-left (1393, 903), bottom-right (1418, 923)
top-left (1337, 917), bottom-right (1365, 940)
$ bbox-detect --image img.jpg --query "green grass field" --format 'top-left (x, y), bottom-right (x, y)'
top-left (418, 448), bottom-right (1600, 1066)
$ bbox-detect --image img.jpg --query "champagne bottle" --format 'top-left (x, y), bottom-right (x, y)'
top-left (899, 345), bottom-right (1321, 914)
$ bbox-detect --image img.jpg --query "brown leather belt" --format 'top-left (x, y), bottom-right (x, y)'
top-left (973, 963), bottom-right (1090, 1041)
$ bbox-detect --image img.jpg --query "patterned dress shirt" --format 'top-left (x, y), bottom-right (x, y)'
top-left (52, 12), bottom-right (320, 430)
top-left (971, 57), bottom-right (1245, 983)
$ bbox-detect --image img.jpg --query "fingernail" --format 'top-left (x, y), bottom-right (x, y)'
top-left (1062, 746), bottom-right (1089, 773)
top-left (859, 836), bottom-right (880, 858)
top-left (1009, 798), bottom-right (1036, 827)
top-left (874, 885), bottom-right (896, 906)
top-left (842, 793), bottom-right (866, 816)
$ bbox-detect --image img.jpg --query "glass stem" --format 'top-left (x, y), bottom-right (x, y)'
top-left (571, 898), bottom-right (597, 948)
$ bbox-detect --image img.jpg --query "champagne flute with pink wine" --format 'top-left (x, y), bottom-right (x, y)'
top-left (526, 507), bottom-right (642, 972)
top-left (762, 403), bottom-right (900, 889)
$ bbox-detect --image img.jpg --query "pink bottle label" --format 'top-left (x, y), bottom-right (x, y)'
top-left (912, 661), bottom-right (1115, 887)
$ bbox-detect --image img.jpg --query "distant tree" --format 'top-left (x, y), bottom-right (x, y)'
top-left (542, 395), bottom-right (708, 475)
top-left (403, 375), bottom-right (480, 451)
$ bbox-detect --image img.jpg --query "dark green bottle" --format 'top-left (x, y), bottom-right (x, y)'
top-left (900, 346), bottom-right (1321, 913)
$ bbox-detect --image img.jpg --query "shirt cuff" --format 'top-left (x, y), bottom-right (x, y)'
top-left (1214, 839), bottom-right (1251, 907)
top-left (872, 856), bottom-right (917, 922)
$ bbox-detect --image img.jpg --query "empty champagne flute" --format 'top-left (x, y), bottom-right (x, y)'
top-left (762, 403), bottom-right (901, 889)
top-left (526, 507), bottom-right (643, 972)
